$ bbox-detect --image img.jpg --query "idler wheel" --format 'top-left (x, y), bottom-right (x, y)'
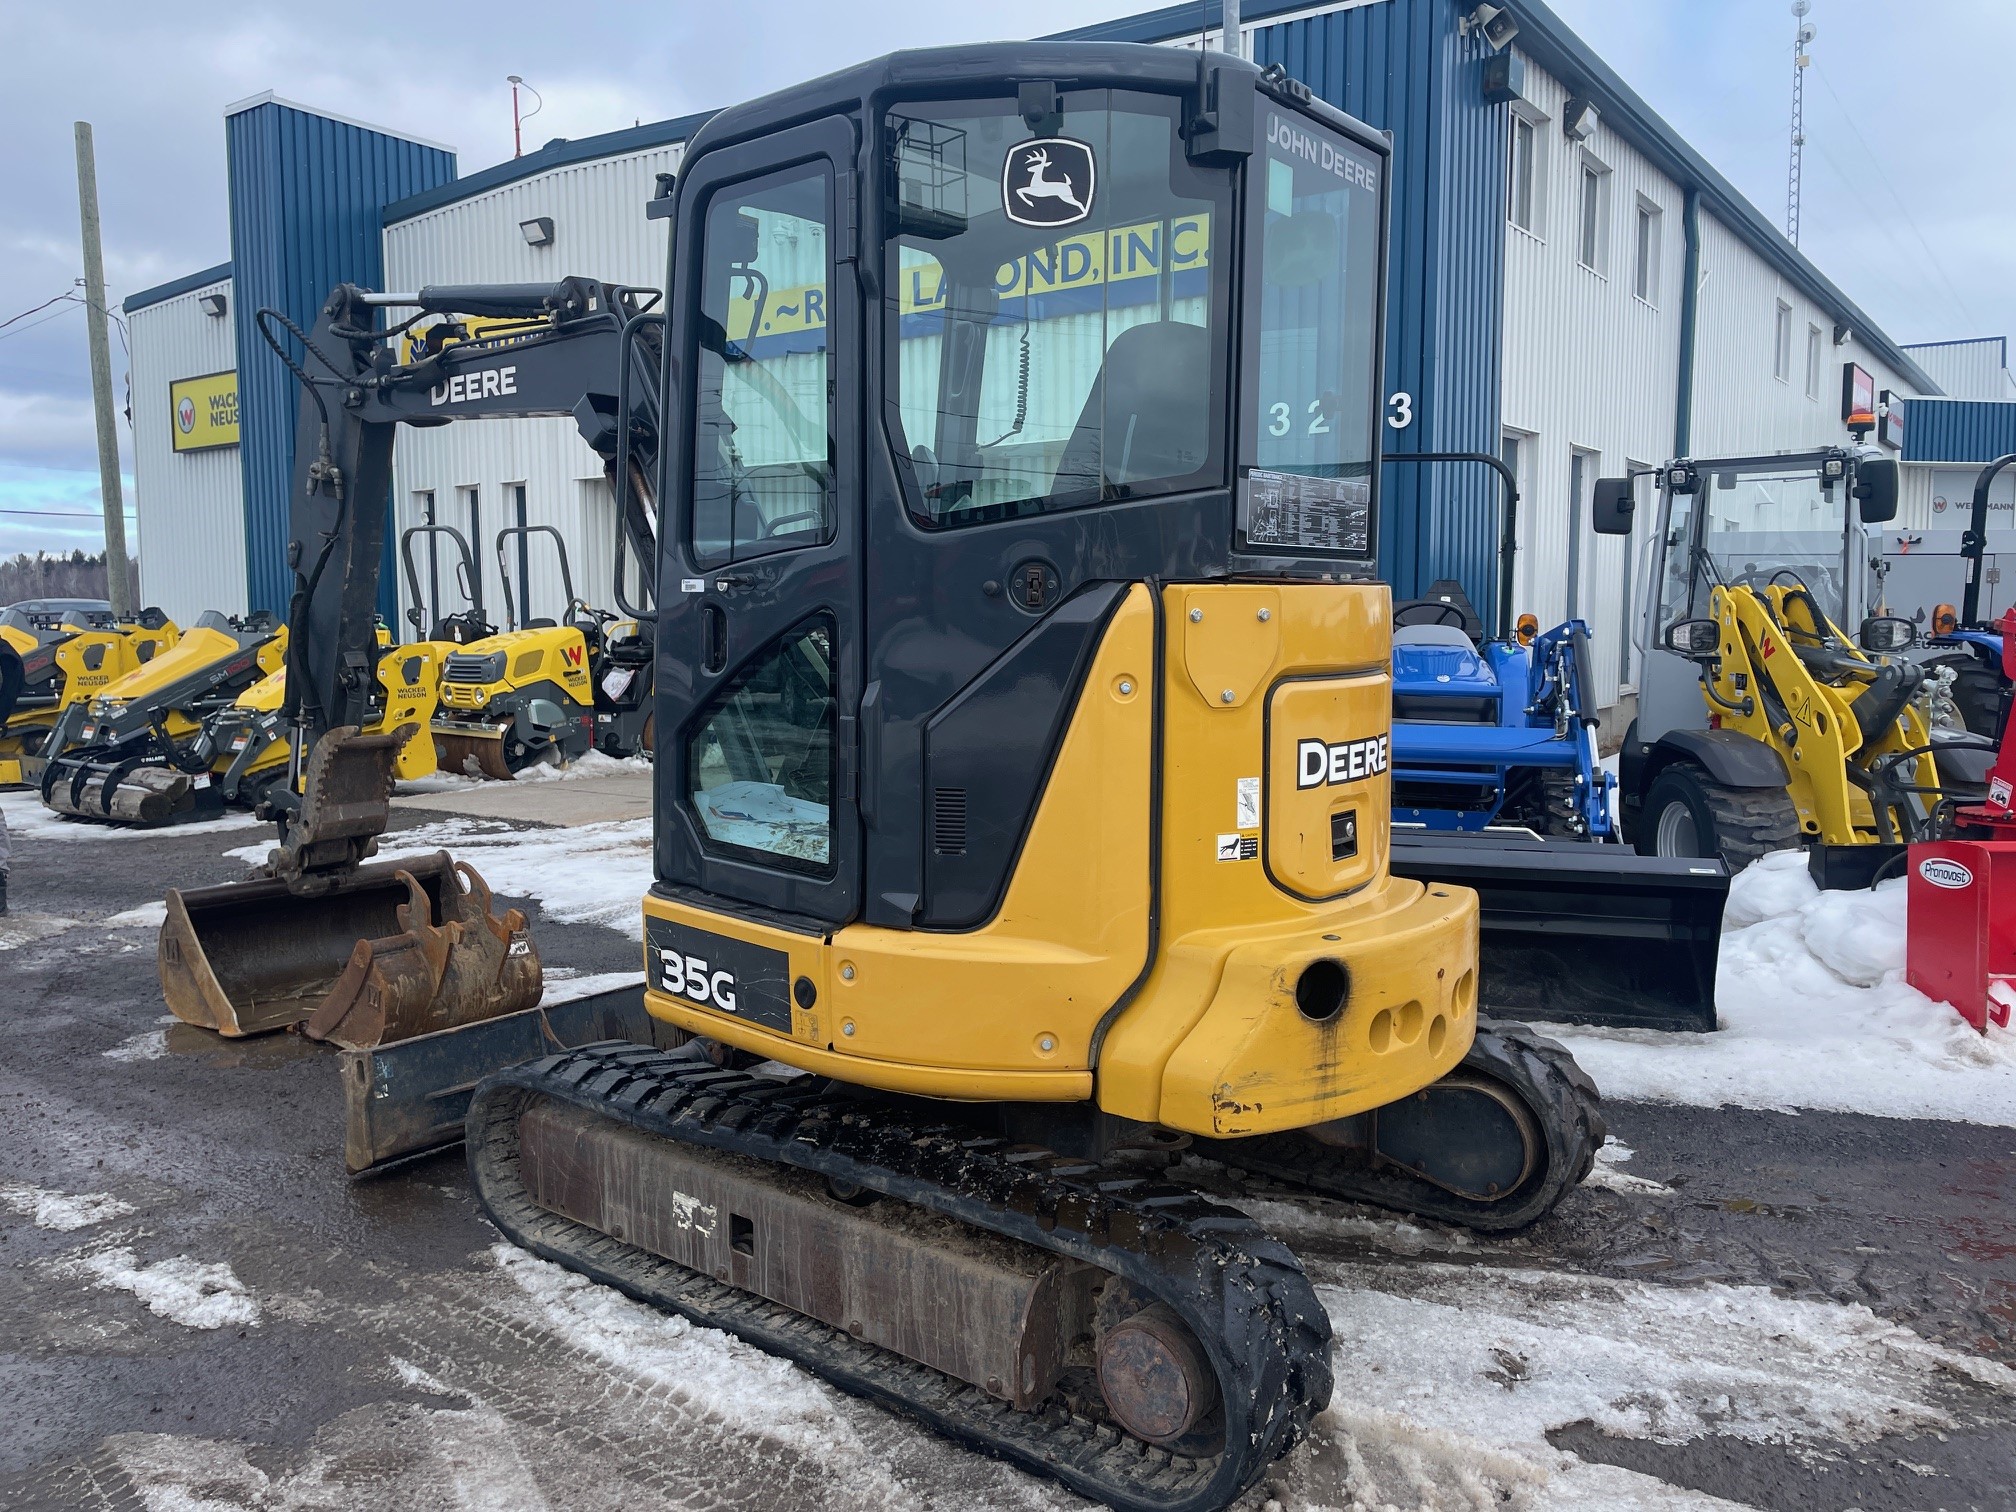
top-left (1095, 1303), bottom-right (1219, 1445)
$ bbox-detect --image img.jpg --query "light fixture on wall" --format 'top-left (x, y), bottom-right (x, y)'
top-left (1833, 323), bottom-right (1853, 346)
top-left (197, 291), bottom-right (228, 318)
top-left (1562, 97), bottom-right (1599, 141)
top-left (1459, 4), bottom-right (1519, 51)
top-left (519, 215), bottom-right (555, 247)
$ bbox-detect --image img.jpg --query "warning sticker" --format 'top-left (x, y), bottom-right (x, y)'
top-left (1216, 833), bottom-right (1260, 861)
top-left (1246, 470), bottom-right (1372, 554)
top-left (1236, 776), bottom-right (1261, 830)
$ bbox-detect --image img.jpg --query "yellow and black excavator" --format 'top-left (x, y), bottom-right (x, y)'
top-left (164, 45), bottom-right (1606, 1511)
top-left (0, 604), bottom-right (179, 785)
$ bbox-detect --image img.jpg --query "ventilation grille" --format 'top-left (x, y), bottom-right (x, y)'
top-left (932, 787), bottom-right (968, 856)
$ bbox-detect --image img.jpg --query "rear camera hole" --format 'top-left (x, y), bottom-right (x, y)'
top-left (1294, 958), bottom-right (1350, 1023)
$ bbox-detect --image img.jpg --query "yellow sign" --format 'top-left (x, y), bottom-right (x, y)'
top-left (169, 371), bottom-right (238, 452)
top-left (726, 212), bottom-right (1216, 341)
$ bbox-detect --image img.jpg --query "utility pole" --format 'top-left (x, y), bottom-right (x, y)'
top-left (73, 121), bottom-right (132, 618)
top-left (1787, 1), bottom-right (1813, 246)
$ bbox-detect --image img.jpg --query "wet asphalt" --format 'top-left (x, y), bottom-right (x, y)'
top-left (0, 808), bottom-right (2013, 1510)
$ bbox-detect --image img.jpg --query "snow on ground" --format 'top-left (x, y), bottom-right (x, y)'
top-left (0, 788), bottom-right (261, 842)
top-left (1276, 1255), bottom-right (2016, 1511)
top-left (226, 813), bottom-right (653, 935)
top-left (0, 1183), bottom-right (135, 1231)
top-left (490, 1244), bottom-right (923, 1500)
top-left (395, 748), bottom-right (651, 795)
top-left (540, 969), bottom-right (645, 1003)
top-left (1536, 851), bottom-right (2016, 1125)
top-left (104, 899), bottom-right (167, 928)
top-left (102, 1014), bottom-right (177, 1063)
top-left (55, 1246), bottom-right (260, 1329)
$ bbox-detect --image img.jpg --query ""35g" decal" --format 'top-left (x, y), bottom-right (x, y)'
top-left (656, 948), bottom-right (738, 1011)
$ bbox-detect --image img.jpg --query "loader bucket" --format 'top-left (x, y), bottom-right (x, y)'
top-left (1391, 831), bottom-right (1729, 1033)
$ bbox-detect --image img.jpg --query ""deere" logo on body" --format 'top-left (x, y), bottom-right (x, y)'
top-left (1296, 734), bottom-right (1389, 788)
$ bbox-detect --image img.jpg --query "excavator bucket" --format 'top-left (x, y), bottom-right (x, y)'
top-left (160, 726), bottom-right (541, 1043)
top-left (160, 852), bottom-right (541, 1041)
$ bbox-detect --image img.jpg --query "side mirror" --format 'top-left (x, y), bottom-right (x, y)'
top-left (1591, 477), bottom-right (1635, 535)
top-left (1855, 456), bottom-right (1900, 523)
top-left (1663, 618), bottom-right (1721, 659)
top-left (1858, 614), bottom-right (1916, 654)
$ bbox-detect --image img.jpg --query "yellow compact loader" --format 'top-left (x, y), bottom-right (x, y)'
top-left (41, 611), bottom-right (285, 823)
top-left (169, 47), bottom-right (1608, 1512)
top-left (0, 605), bottom-right (179, 785)
top-left (1600, 450), bottom-right (1993, 878)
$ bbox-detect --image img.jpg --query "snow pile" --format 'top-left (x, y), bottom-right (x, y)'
top-left (1539, 850), bottom-right (2016, 1125)
top-left (59, 1247), bottom-right (260, 1329)
top-left (0, 1183), bottom-right (135, 1231)
top-left (1580, 1138), bottom-right (1674, 1197)
top-left (540, 969), bottom-right (645, 1004)
top-left (1279, 1257), bottom-right (2016, 1510)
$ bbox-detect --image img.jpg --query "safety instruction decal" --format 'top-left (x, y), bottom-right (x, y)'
top-left (1217, 833), bottom-right (1259, 862)
top-left (1236, 776), bottom-right (1261, 830)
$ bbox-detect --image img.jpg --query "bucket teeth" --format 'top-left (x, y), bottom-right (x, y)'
top-left (298, 862), bottom-right (542, 1050)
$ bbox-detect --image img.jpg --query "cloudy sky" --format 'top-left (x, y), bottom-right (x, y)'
top-left (0, 0), bottom-right (2007, 561)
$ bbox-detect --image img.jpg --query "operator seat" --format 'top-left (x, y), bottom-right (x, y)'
top-left (1054, 321), bottom-right (1211, 496)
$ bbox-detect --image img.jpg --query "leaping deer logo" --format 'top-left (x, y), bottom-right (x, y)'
top-left (1002, 138), bottom-right (1095, 227)
top-left (1015, 149), bottom-right (1086, 215)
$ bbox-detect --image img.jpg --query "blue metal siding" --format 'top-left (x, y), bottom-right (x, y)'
top-left (227, 104), bottom-right (455, 615)
top-left (1901, 399), bottom-right (2016, 465)
top-left (1254, 2), bottom-right (1506, 612)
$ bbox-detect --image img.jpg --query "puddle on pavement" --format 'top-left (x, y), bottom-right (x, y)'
top-left (164, 1021), bottom-right (324, 1068)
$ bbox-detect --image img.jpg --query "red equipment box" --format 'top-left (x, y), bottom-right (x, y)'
top-left (1906, 840), bottom-right (2016, 1032)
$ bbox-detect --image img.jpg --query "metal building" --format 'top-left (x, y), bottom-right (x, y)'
top-left (123, 0), bottom-right (1968, 717)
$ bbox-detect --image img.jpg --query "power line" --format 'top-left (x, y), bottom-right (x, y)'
top-left (1811, 60), bottom-right (1980, 333)
top-left (0, 507), bottom-right (138, 519)
top-left (0, 283), bottom-right (85, 333)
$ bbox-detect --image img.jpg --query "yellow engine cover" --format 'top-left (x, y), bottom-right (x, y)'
top-left (642, 582), bottom-right (1479, 1137)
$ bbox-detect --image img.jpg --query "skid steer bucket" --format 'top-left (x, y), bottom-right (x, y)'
top-left (160, 852), bottom-right (542, 1042)
top-left (1391, 831), bottom-right (1729, 1033)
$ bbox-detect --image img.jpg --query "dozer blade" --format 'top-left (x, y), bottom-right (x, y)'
top-left (1391, 831), bottom-right (1729, 1033)
top-left (339, 982), bottom-right (679, 1175)
top-left (159, 851), bottom-right (540, 1042)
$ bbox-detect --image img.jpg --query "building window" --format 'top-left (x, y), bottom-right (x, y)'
top-left (1773, 301), bottom-right (1793, 382)
top-left (1805, 325), bottom-right (1823, 400)
top-left (1508, 114), bottom-right (1541, 234)
top-left (1576, 155), bottom-right (1609, 274)
top-left (1633, 198), bottom-right (1661, 304)
top-left (1567, 447), bottom-right (1596, 619)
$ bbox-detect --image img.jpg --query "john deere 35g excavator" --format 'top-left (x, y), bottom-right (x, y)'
top-left (176, 45), bottom-right (1603, 1511)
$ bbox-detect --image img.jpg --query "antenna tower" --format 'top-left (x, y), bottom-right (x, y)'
top-left (1787, 1), bottom-right (1813, 245)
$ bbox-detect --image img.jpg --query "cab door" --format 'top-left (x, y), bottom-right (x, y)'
top-left (654, 118), bottom-right (862, 925)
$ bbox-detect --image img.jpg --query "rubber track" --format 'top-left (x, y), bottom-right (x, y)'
top-left (1206, 1018), bottom-right (1607, 1234)
top-left (466, 1043), bottom-right (1333, 1512)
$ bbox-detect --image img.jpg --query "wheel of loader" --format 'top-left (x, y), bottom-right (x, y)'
top-left (1637, 760), bottom-right (1800, 871)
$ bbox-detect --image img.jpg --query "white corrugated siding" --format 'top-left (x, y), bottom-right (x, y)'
top-left (1686, 210), bottom-right (1916, 457)
top-left (380, 144), bottom-right (684, 631)
top-left (1499, 51), bottom-right (1684, 704)
top-left (126, 277), bottom-right (247, 624)
top-left (1902, 338), bottom-right (2014, 402)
